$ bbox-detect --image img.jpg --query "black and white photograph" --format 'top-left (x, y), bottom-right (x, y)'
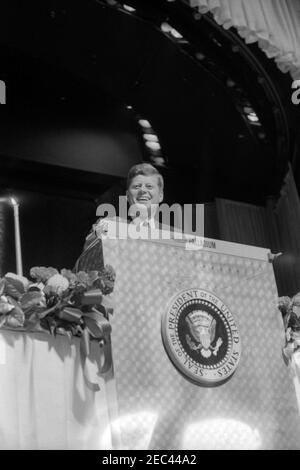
top-left (0, 0), bottom-right (300, 452)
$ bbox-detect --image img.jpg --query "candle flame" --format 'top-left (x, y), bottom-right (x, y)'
top-left (10, 197), bottom-right (18, 206)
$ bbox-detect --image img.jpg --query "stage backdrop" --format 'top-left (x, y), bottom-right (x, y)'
top-left (103, 233), bottom-right (300, 450)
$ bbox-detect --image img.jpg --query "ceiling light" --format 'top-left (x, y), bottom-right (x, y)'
top-left (226, 79), bottom-right (235, 87)
top-left (195, 52), bottom-right (205, 61)
top-left (138, 119), bottom-right (151, 128)
top-left (170, 29), bottom-right (183, 39)
top-left (161, 22), bottom-right (183, 39)
top-left (143, 133), bottom-right (159, 142)
top-left (145, 141), bottom-right (161, 151)
top-left (212, 37), bottom-right (222, 48)
top-left (247, 113), bottom-right (259, 122)
top-left (151, 156), bottom-right (165, 166)
top-left (105, 0), bottom-right (118, 6)
top-left (123, 4), bottom-right (136, 12)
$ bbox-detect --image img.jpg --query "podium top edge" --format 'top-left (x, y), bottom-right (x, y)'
top-left (101, 230), bottom-right (271, 262)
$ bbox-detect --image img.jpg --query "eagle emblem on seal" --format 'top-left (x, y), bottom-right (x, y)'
top-left (185, 310), bottom-right (223, 358)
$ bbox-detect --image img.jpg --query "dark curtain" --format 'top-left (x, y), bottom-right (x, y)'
top-left (204, 166), bottom-right (300, 297)
top-left (215, 198), bottom-right (271, 248)
top-left (272, 167), bottom-right (300, 296)
top-left (1, 190), bottom-right (96, 277)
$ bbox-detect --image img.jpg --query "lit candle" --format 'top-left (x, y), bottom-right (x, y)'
top-left (10, 198), bottom-right (23, 276)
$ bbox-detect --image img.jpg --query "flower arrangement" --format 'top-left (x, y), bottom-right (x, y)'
top-left (0, 265), bottom-right (116, 391)
top-left (0, 265), bottom-right (116, 338)
top-left (278, 293), bottom-right (300, 364)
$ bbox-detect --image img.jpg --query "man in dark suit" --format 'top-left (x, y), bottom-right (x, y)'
top-left (74, 163), bottom-right (165, 272)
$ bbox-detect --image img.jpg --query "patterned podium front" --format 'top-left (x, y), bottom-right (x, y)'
top-left (103, 235), bottom-right (300, 450)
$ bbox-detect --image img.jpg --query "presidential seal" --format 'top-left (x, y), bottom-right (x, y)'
top-left (161, 289), bottom-right (241, 386)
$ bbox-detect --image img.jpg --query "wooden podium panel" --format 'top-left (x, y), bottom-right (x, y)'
top-left (103, 236), bottom-right (300, 450)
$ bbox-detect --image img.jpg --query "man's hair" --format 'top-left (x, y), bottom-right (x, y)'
top-left (126, 163), bottom-right (164, 191)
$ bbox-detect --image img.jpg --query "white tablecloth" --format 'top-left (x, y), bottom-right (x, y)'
top-left (0, 329), bottom-right (116, 449)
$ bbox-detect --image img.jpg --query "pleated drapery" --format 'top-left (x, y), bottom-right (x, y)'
top-left (189, 0), bottom-right (300, 79)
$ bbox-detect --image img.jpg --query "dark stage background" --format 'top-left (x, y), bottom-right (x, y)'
top-left (0, 0), bottom-right (300, 298)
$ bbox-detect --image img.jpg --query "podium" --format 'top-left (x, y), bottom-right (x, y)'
top-left (103, 233), bottom-right (300, 450)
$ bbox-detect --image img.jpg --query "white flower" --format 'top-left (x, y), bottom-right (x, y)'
top-left (29, 282), bottom-right (45, 291)
top-left (94, 219), bottom-right (109, 238)
top-left (0, 296), bottom-right (14, 314)
top-left (5, 273), bottom-right (30, 290)
top-left (46, 274), bottom-right (69, 294)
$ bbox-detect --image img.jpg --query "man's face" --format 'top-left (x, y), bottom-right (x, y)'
top-left (127, 174), bottom-right (163, 210)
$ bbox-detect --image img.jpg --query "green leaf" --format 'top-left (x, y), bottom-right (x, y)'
top-left (4, 278), bottom-right (24, 300)
top-left (0, 278), bottom-right (5, 296)
top-left (101, 295), bottom-right (114, 314)
top-left (5, 312), bottom-right (24, 328)
top-left (0, 315), bottom-right (7, 328)
top-left (56, 327), bottom-right (72, 342)
top-left (30, 267), bottom-right (58, 282)
top-left (20, 291), bottom-right (44, 312)
top-left (87, 271), bottom-right (99, 286)
top-left (70, 324), bottom-right (82, 336)
top-left (39, 316), bottom-right (51, 334)
top-left (24, 315), bottom-right (41, 330)
top-left (23, 305), bottom-right (43, 320)
top-left (24, 305), bottom-right (49, 325)
top-left (38, 302), bottom-right (61, 319)
top-left (0, 301), bottom-right (14, 314)
top-left (40, 315), bottom-right (57, 336)
top-left (6, 297), bottom-right (25, 327)
top-left (84, 316), bottom-right (104, 339)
